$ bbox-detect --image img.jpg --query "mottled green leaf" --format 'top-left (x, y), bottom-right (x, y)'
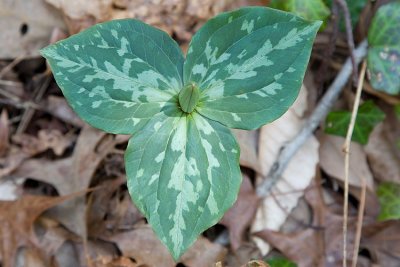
top-left (367, 1), bottom-right (400, 95)
top-left (125, 112), bottom-right (241, 259)
top-left (184, 7), bottom-right (321, 130)
top-left (41, 19), bottom-right (184, 134)
top-left (377, 182), bottom-right (400, 221)
top-left (270, 0), bottom-right (330, 25)
top-left (325, 100), bottom-right (385, 145)
top-left (41, 7), bottom-right (319, 261)
top-left (267, 257), bottom-right (297, 267)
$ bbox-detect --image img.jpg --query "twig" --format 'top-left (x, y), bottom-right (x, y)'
top-left (316, 0), bottom-right (340, 90)
top-left (351, 176), bottom-right (367, 267)
top-left (0, 55), bottom-right (26, 79)
top-left (342, 60), bottom-right (367, 267)
top-left (255, 40), bottom-right (368, 198)
top-left (335, 0), bottom-right (358, 84)
top-left (16, 74), bottom-right (51, 134)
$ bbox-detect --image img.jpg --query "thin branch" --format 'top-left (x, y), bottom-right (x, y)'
top-left (256, 40), bottom-right (368, 198)
top-left (335, 0), bottom-right (358, 84)
top-left (342, 61), bottom-right (367, 267)
top-left (351, 177), bottom-right (367, 267)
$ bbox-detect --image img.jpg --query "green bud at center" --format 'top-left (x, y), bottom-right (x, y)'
top-left (178, 83), bottom-right (200, 114)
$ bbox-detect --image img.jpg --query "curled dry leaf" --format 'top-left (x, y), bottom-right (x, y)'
top-left (251, 86), bottom-right (319, 254)
top-left (220, 174), bottom-right (259, 250)
top-left (319, 133), bottom-right (374, 189)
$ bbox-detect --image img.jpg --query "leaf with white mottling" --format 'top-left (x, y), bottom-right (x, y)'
top-left (125, 111), bottom-right (241, 259)
top-left (41, 7), bottom-right (320, 261)
top-left (367, 1), bottom-right (400, 95)
top-left (184, 7), bottom-right (321, 129)
top-left (41, 19), bottom-right (184, 134)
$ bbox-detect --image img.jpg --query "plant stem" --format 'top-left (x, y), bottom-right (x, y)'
top-left (342, 60), bottom-right (367, 267)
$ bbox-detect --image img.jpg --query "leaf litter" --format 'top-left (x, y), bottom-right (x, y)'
top-left (1, 0), bottom-right (400, 266)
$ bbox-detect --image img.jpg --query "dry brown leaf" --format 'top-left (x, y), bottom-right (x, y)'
top-left (0, 194), bottom-right (81, 267)
top-left (221, 174), bottom-right (259, 250)
top-left (106, 224), bottom-right (227, 267)
top-left (0, 0), bottom-right (66, 58)
top-left (0, 109), bottom-right (9, 156)
top-left (251, 86), bottom-right (320, 254)
top-left (255, 180), bottom-right (357, 267)
top-left (12, 126), bottom-right (117, 237)
top-left (319, 134), bottom-right (374, 189)
top-left (107, 225), bottom-right (174, 267)
top-left (361, 221), bottom-right (400, 267)
top-left (366, 121), bottom-right (400, 184)
top-left (45, 0), bottom-right (234, 42)
top-left (11, 128), bottom-right (75, 157)
top-left (233, 129), bottom-right (262, 173)
top-left (1, 128), bottom-right (75, 178)
top-left (87, 177), bottom-right (143, 237)
top-left (45, 96), bottom-right (85, 127)
top-left (180, 236), bottom-right (227, 267)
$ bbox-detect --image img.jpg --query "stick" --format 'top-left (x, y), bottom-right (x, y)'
top-left (256, 40), bottom-right (368, 198)
top-left (342, 61), bottom-right (367, 267)
top-left (335, 0), bottom-right (358, 84)
top-left (351, 177), bottom-right (367, 267)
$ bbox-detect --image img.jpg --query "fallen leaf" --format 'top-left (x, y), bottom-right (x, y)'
top-left (0, 0), bottom-right (66, 58)
top-left (180, 236), bottom-right (227, 267)
top-left (319, 134), bottom-right (374, 189)
top-left (255, 180), bottom-right (358, 267)
top-left (45, 0), bottom-right (234, 42)
top-left (366, 121), bottom-right (400, 184)
top-left (12, 129), bottom-right (75, 156)
top-left (12, 126), bottom-right (117, 237)
top-left (106, 225), bottom-right (227, 267)
top-left (251, 86), bottom-right (320, 254)
top-left (241, 260), bottom-right (271, 267)
top-left (87, 177), bottom-right (143, 237)
top-left (233, 130), bottom-right (262, 173)
top-left (45, 96), bottom-right (85, 127)
top-left (0, 194), bottom-right (81, 267)
top-left (221, 174), bottom-right (259, 250)
top-left (361, 220), bottom-right (400, 267)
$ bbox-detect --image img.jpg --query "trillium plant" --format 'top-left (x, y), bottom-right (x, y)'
top-left (41, 7), bottom-right (320, 260)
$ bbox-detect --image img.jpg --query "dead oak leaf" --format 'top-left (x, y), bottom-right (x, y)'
top-left (12, 126), bottom-right (119, 238)
top-left (0, 194), bottom-right (80, 267)
top-left (255, 180), bottom-right (357, 267)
